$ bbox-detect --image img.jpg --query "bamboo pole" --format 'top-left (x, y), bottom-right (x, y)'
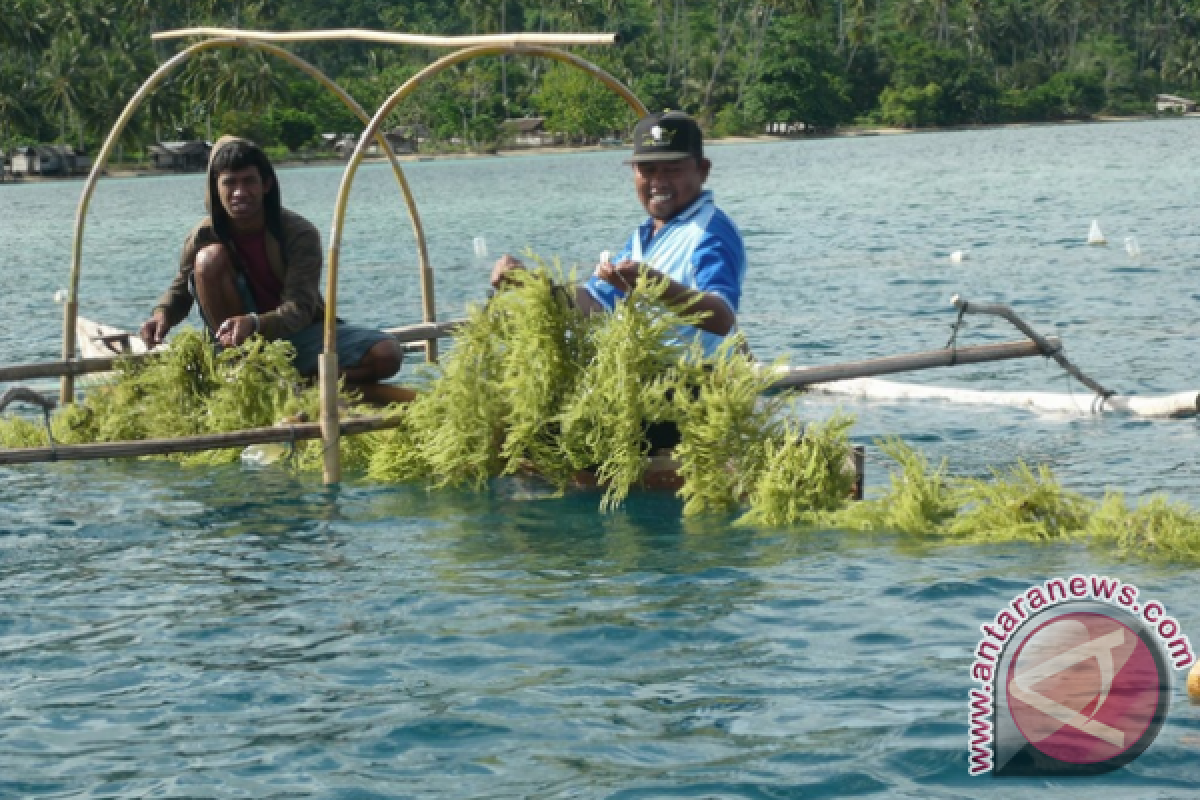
top-left (61, 38), bottom-right (432, 404)
top-left (768, 338), bottom-right (1059, 389)
top-left (153, 28), bottom-right (619, 47)
top-left (0, 414), bottom-right (403, 466)
top-left (319, 44), bottom-right (648, 486)
top-left (318, 352), bottom-right (341, 484)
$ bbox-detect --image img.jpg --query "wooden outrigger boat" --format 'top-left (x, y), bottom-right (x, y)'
top-left (1, 27), bottom-right (1197, 487)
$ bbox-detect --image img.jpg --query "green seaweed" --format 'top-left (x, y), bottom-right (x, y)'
top-left (8, 266), bottom-right (1200, 563)
top-left (491, 264), bottom-right (594, 488)
top-left (737, 413), bottom-right (858, 527)
top-left (0, 329), bottom-right (345, 465)
top-left (672, 339), bottom-right (783, 516)
top-left (1088, 491), bottom-right (1200, 561)
top-left (556, 271), bottom-right (703, 511)
top-left (829, 437), bottom-right (958, 534)
top-left (943, 462), bottom-right (1091, 542)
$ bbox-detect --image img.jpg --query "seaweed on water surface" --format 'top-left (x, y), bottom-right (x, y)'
top-left (1087, 491), bottom-right (1200, 562)
top-left (4, 267), bottom-right (1200, 563)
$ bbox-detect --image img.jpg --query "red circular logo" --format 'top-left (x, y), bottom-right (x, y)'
top-left (1006, 612), bottom-right (1163, 764)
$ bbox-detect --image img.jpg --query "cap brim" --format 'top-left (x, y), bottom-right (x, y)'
top-left (625, 151), bottom-right (695, 164)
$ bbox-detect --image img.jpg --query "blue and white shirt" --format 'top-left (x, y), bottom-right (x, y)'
top-left (584, 190), bottom-right (746, 358)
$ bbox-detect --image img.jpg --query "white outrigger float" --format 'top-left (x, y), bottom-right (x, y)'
top-left (781, 295), bottom-right (1200, 419)
top-left (0, 27), bottom-right (1197, 480)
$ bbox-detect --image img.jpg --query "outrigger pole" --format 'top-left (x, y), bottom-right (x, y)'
top-left (805, 296), bottom-right (1200, 418)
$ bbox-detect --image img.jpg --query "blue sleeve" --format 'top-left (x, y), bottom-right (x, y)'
top-left (584, 235), bottom-right (636, 310)
top-left (691, 214), bottom-right (745, 312)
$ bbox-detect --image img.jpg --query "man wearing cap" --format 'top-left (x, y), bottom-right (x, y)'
top-left (491, 111), bottom-right (746, 358)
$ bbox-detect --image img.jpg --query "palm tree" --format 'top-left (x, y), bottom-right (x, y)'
top-left (0, 64), bottom-right (32, 147)
top-left (37, 29), bottom-right (93, 149)
top-left (1165, 38), bottom-right (1200, 87)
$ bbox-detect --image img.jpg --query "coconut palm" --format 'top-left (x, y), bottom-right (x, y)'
top-left (0, 64), bottom-right (33, 146)
top-left (37, 28), bottom-right (94, 149)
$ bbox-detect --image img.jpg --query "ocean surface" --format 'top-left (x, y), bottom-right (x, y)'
top-left (2, 120), bottom-right (1199, 797)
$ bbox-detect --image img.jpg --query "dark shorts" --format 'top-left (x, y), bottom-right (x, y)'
top-left (190, 273), bottom-right (394, 377)
top-left (284, 321), bottom-right (391, 377)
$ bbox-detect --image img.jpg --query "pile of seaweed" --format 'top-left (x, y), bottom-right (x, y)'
top-left (3, 266), bottom-right (1199, 560)
top-left (361, 267), bottom-right (858, 518)
top-left (0, 333), bottom-right (327, 467)
top-left (819, 437), bottom-right (1200, 562)
top-left (0, 267), bottom-right (858, 519)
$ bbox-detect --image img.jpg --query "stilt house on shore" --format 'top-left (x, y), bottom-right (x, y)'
top-left (10, 145), bottom-right (92, 177)
top-left (147, 140), bottom-right (211, 171)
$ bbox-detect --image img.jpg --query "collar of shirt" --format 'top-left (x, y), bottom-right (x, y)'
top-left (638, 189), bottom-right (714, 243)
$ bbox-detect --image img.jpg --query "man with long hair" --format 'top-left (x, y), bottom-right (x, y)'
top-left (140, 137), bottom-right (402, 387)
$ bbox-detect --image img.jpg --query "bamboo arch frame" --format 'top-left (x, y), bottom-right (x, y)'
top-left (60, 37), bottom-right (436, 403)
top-left (154, 28), bottom-right (619, 48)
top-left (317, 43), bottom-right (648, 484)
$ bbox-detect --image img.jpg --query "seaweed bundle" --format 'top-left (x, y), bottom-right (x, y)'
top-left (365, 265), bottom-right (859, 516)
top-left (814, 438), bottom-right (1200, 562)
top-left (1, 333), bottom-right (318, 461)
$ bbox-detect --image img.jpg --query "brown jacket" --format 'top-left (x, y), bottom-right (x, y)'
top-left (152, 135), bottom-right (324, 340)
top-left (154, 209), bottom-right (325, 340)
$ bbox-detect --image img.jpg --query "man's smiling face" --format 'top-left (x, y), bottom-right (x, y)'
top-left (633, 156), bottom-right (711, 225)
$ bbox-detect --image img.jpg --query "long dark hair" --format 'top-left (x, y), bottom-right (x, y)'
top-left (208, 139), bottom-right (284, 243)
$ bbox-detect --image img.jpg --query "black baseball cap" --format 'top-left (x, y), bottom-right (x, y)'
top-left (629, 111), bottom-right (704, 163)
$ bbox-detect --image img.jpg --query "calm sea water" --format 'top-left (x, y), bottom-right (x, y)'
top-left (2, 120), bottom-right (1200, 797)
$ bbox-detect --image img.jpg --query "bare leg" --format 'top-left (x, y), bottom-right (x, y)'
top-left (343, 338), bottom-right (402, 384)
top-left (354, 383), bottom-right (418, 406)
top-left (193, 244), bottom-right (244, 330)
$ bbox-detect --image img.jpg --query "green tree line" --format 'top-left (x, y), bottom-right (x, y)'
top-left (3, 0), bottom-right (1200, 155)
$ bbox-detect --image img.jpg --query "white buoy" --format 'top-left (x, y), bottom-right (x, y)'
top-left (1124, 236), bottom-right (1141, 258)
top-left (240, 442), bottom-right (290, 466)
top-left (950, 250), bottom-right (969, 263)
top-left (54, 289), bottom-right (67, 304)
top-left (473, 236), bottom-right (488, 259)
top-left (1087, 220), bottom-right (1107, 246)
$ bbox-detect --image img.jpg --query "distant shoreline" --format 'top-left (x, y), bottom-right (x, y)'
top-left (5, 112), bottom-right (1196, 184)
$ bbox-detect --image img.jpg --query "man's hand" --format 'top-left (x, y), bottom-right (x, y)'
top-left (490, 254), bottom-right (526, 290)
top-left (595, 259), bottom-right (736, 334)
top-left (595, 258), bottom-right (644, 294)
top-left (216, 314), bottom-right (257, 348)
top-left (139, 311), bottom-right (169, 348)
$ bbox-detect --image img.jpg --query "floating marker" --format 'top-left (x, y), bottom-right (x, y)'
top-left (473, 236), bottom-right (488, 259)
top-left (950, 250), bottom-right (969, 263)
top-left (240, 442), bottom-right (290, 466)
top-left (54, 289), bottom-right (67, 304)
top-left (1087, 220), bottom-right (1107, 246)
top-left (1124, 236), bottom-right (1141, 258)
